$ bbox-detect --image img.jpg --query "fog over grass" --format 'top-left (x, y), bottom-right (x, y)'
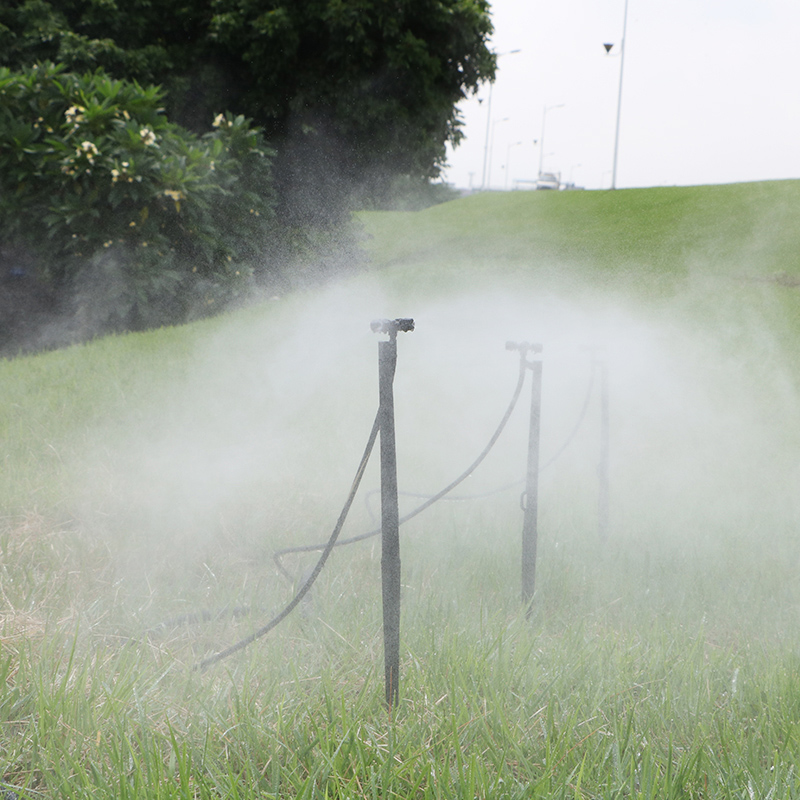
top-left (4, 185), bottom-right (800, 798)
top-left (7, 189), bottom-right (800, 620)
top-left (48, 247), bottom-right (799, 640)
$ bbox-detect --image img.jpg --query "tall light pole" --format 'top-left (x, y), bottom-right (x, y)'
top-left (487, 117), bottom-right (509, 189)
top-left (611, 0), bottom-right (630, 190)
top-left (505, 141), bottom-right (522, 190)
top-left (480, 85), bottom-right (494, 189)
top-left (480, 49), bottom-right (521, 190)
top-left (538, 104), bottom-right (565, 177)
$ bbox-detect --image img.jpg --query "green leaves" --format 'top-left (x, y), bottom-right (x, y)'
top-left (0, 62), bottom-right (276, 331)
top-left (0, 0), bottom-right (495, 212)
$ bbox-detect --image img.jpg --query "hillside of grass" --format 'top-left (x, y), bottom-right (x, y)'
top-left (360, 180), bottom-right (800, 284)
top-left (3, 181), bottom-right (800, 799)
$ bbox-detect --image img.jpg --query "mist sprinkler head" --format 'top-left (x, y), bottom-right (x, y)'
top-left (371, 318), bottom-right (415, 336)
top-left (506, 341), bottom-right (543, 355)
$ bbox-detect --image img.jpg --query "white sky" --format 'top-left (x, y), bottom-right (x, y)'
top-left (441, 0), bottom-right (800, 191)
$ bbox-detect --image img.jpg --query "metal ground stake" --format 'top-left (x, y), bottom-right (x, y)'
top-left (598, 357), bottom-right (610, 541)
top-left (371, 318), bottom-right (414, 708)
top-left (507, 342), bottom-right (543, 614)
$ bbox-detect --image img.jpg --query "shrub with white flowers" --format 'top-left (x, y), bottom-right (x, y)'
top-left (0, 62), bottom-right (276, 330)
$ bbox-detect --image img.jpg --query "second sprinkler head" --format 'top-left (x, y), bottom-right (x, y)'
top-left (371, 318), bottom-right (415, 335)
top-left (506, 341), bottom-right (543, 354)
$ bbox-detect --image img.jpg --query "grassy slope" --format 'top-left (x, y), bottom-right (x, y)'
top-left (2, 182), bottom-right (800, 798)
top-left (360, 180), bottom-right (800, 288)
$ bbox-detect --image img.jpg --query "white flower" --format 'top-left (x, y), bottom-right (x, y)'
top-left (76, 140), bottom-right (99, 164)
top-left (65, 105), bottom-right (85, 124)
top-left (140, 127), bottom-right (157, 146)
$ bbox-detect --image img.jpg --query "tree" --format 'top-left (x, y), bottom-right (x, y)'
top-left (0, 0), bottom-right (496, 218)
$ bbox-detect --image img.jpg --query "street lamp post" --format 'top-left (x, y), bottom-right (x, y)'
top-left (480, 49), bottom-right (521, 190)
top-left (611, 0), bottom-right (630, 190)
top-left (487, 117), bottom-right (509, 189)
top-left (505, 141), bottom-right (522, 190)
top-left (538, 104), bottom-right (565, 178)
top-left (480, 85), bottom-right (494, 189)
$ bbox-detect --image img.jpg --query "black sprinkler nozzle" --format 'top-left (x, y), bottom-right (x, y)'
top-left (506, 341), bottom-right (543, 354)
top-left (371, 318), bottom-right (415, 335)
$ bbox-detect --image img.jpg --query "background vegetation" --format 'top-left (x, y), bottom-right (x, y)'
top-left (0, 0), bottom-right (494, 352)
top-left (0, 62), bottom-right (276, 335)
top-left (3, 183), bottom-right (800, 797)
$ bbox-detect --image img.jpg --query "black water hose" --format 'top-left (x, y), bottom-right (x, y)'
top-left (161, 351), bottom-right (599, 664)
top-left (360, 356), bottom-right (598, 523)
top-left (272, 355), bottom-right (529, 580)
top-left (195, 410), bottom-right (381, 670)
top-left (540, 358), bottom-right (596, 473)
top-left (177, 352), bottom-right (595, 656)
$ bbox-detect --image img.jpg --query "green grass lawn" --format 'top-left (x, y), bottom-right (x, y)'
top-left (360, 180), bottom-right (800, 293)
top-left (3, 181), bottom-right (800, 798)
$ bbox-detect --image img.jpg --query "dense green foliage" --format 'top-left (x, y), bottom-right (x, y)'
top-left (0, 0), bottom-right (496, 216)
top-left (0, 62), bottom-right (276, 332)
top-left (0, 0), bottom-right (495, 348)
